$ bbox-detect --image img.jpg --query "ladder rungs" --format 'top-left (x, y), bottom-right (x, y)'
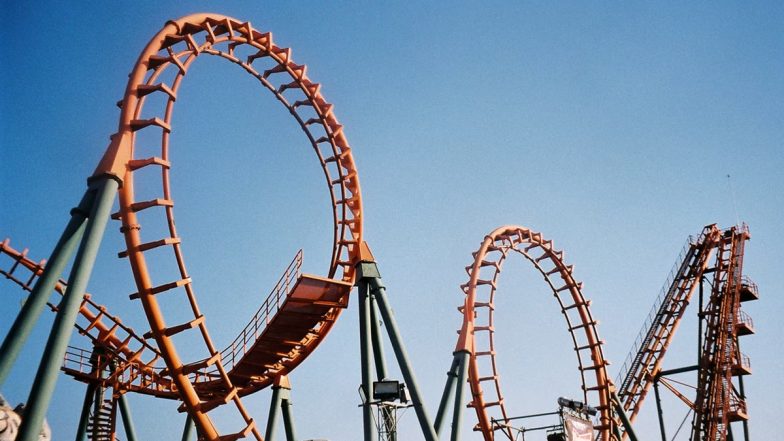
top-left (129, 198), bottom-right (174, 213)
top-left (163, 315), bottom-right (204, 337)
top-left (130, 117), bottom-right (171, 133)
top-left (129, 277), bottom-right (191, 299)
top-left (118, 237), bottom-right (181, 258)
top-left (136, 83), bottom-right (177, 100)
top-left (569, 320), bottom-right (598, 331)
top-left (128, 156), bottom-right (171, 171)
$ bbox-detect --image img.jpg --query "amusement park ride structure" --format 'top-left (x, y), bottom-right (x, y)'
top-left (0, 12), bottom-right (757, 441)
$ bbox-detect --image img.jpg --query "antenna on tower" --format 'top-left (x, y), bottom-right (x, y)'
top-left (726, 174), bottom-right (741, 226)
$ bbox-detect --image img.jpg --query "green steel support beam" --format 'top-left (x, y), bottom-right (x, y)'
top-left (653, 378), bottom-right (667, 441)
top-left (281, 396), bottom-right (298, 441)
top-left (359, 261), bottom-right (439, 441)
top-left (17, 177), bottom-right (119, 441)
top-left (434, 354), bottom-right (461, 436)
top-left (0, 191), bottom-right (91, 387)
top-left (118, 393), bottom-right (138, 441)
top-left (181, 415), bottom-right (195, 441)
top-left (357, 278), bottom-right (378, 441)
top-left (265, 385), bottom-right (283, 441)
top-left (74, 382), bottom-right (97, 441)
top-left (369, 295), bottom-right (389, 381)
top-left (449, 351), bottom-right (469, 441)
top-left (611, 391), bottom-right (639, 441)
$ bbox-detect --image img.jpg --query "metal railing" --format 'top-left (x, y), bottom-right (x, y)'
top-left (216, 250), bottom-right (304, 373)
top-left (736, 310), bottom-right (754, 330)
top-left (615, 234), bottom-right (697, 388)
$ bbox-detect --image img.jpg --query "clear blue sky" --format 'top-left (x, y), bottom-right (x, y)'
top-left (1, 1), bottom-right (781, 440)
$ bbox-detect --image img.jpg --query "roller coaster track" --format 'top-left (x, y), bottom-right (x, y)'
top-left (615, 224), bottom-right (755, 440)
top-left (1, 13), bottom-right (363, 440)
top-left (455, 226), bottom-right (615, 441)
top-left (91, 13), bottom-right (363, 440)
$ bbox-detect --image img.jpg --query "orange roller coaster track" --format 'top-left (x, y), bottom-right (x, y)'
top-left (449, 226), bottom-right (617, 441)
top-left (0, 13), bottom-right (364, 441)
top-left (100, 13), bottom-right (364, 440)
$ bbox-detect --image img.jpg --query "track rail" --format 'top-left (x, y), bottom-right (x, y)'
top-left (92, 14), bottom-right (363, 440)
top-left (615, 225), bottom-right (721, 421)
top-left (456, 226), bottom-right (614, 441)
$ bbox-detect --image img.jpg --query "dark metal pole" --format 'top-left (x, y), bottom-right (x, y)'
top-left (281, 397), bottom-right (298, 441)
top-left (366, 275), bottom-right (438, 441)
top-left (698, 277), bottom-right (704, 365)
top-left (370, 295), bottom-right (389, 381)
top-left (181, 415), bottom-right (195, 441)
top-left (449, 351), bottom-right (469, 441)
top-left (653, 377), bottom-right (667, 441)
top-left (434, 355), bottom-right (461, 436)
top-left (357, 278), bottom-right (378, 441)
top-left (118, 393), bottom-right (138, 441)
top-left (17, 178), bottom-right (118, 441)
top-left (74, 382), bottom-right (97, 441)
top-left (266, 386), bottom-right (283, 441)
top-left (611, 391), bottom-right (638, 441)
top-left (0, 191), bottom-right (91, 386)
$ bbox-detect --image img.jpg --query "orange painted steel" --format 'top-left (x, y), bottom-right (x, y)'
top-left (93, 13), bottom-right (363, 440)
top-left (0, 239), bottom-right (174, 398)
top-left (615, 225), bottom-right (722, 421)
top-left (614, 224), bottom-right (755, 441)
top-left (692, 226), bottom-right (752, 439)
top-left (456, 226), bottom-right (615, 441)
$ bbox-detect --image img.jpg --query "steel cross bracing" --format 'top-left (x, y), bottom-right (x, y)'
top-left (615, 225), bottom-right (722, 421)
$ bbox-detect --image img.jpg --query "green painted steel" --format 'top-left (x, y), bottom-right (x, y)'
top-left (74, 382), bottom-right (97, 441)
top-left (370, 296), bottom-right (389, 381)
top-left (612, 391), bottom-right (639, 441)
top-left (449, 351), bottom-right (469, 441)
top-left (265, 386), bottom-right (283, 441)
top-left (0, 192), bottom-right (91, 387)
top-left (281, 397), bottom-right (298, 441)
top-left (181, 415), bottom-right (195, 441)
top-left (357, 279), bottom-right (378, 441)
top-left (434, 354), bottom-right (461, 436)
top-left (118, 393), bottom-right (138, 441)
top-left (364, 268), bottom-right (439, 441)
top-left (17, 178), bottom-right (118, 441)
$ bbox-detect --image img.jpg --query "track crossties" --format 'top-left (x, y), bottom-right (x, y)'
top-left (456, 225), bottom-right (614, 441)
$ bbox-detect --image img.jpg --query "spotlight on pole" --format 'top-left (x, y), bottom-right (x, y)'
top-left (557, 397), bottom-right (597, 417)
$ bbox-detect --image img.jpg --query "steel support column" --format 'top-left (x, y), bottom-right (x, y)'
top-left (266, 385), bottom-right (283, 441)
top-left (359, 260), bottom-right (438, 441)
top-left (181, 415), bottom-right (195, 441)
top-left (118, 393), bottom-right (138, 441)
top-left (0, 191), bottom-right (91, 386)
top-left (17, 177), bottom-right (119, 441)
top-left (435, 355), bottom-right (461, 436)
top-left (611, 391), bottom-right (638, 441)
top-left (281, 396), bottom-right (298, 441)
top-left (74, 382), bottom-right (97, 441)
top-left (370, 296), bottom-right (389, 381)
top-left (449, 351), bottom-right (469, 441)
top-left (653, 378), bottom-right (667, 441)
top-left (357, 277), bottom-right (377, 441)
